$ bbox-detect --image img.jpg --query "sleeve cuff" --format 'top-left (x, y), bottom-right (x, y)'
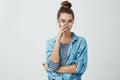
top-left (48, 60), bottom-right (59, 71)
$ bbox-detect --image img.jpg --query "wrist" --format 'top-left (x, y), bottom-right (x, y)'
top-left (56, 38), bottom-right (61, 42)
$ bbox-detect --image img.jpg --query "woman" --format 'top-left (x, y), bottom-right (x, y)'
top-left (43, 1), bottom-right (88, 80)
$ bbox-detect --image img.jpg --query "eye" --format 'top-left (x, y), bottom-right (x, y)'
top-left (61, 19), bottom-right (65, 23)
top-left (69, 20), bottom-right (73, 23)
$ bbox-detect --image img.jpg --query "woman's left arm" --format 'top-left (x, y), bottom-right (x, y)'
top-left (56, 64), bottom-right (76, 73)
top-left (43, 63), bottom-right (76, 73)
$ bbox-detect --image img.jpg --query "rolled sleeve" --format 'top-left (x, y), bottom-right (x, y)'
top-left (48, 60), bottom-right (59, 71)
top-left (73, 39), bottom-right (88, 74)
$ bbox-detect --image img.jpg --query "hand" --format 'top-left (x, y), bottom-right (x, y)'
top-left (42, 62), bottom-right (52, 71)
top-left (56, 22), bottom-right (68, 41)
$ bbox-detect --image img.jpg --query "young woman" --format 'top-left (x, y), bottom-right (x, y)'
top-left (43, 1), bottom-right (88, 80)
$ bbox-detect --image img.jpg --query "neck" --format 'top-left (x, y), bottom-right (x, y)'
top-left (62, 32), bottom-right (72, 38)
top-left (60, 32), bottom-right (72, 44)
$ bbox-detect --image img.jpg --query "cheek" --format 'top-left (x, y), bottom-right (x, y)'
top-left (67, 26), bottom-right (72, 30)
top-left (59, 22), bottom-right (64, 28)
top-left (68, 23), bottom-right (73, 29)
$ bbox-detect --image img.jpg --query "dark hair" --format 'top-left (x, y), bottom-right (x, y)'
top-left (57, 1), bottom-right (74, 20)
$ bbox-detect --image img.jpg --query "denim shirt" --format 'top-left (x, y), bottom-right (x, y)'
top-left (45, 32), bottom-right (88, 80)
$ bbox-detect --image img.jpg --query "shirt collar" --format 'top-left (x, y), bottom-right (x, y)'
top-left (71, 32), bottom-right (77, 43)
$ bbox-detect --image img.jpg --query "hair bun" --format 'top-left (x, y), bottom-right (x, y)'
top-left (61, 1), bottom-right (72, 9)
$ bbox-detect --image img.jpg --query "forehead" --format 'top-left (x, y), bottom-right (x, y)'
top-left (59, 13), bottom-right (73, 20)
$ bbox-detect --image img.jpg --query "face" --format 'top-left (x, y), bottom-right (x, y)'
top-left (57, 13), bottom-right (74, 33)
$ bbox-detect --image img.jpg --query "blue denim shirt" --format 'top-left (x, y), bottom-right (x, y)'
top-left (45, 32), bottom-right (88, 80)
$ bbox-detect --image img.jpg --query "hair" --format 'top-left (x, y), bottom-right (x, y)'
top-left (57, 1), bottom-right (74, 20)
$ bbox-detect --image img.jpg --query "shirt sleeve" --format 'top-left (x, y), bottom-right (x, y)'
top-left (48, 60), bottom-right (59, 71)
top-left (45, 40), bottom-right (60, 71)
top-left (72, 39), bottom-right (88, 75)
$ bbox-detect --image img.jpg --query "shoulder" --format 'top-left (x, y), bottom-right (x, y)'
top-left (75, 35), bottom-right (88, 49)
top-left (77, 36), bottom-right (87, 43)
top-left (46, 37), bottom-right (56, 46)
top-left (73, 32), bottom-right (87, 43)
top-left (46, 37), bottom-right (56, 43)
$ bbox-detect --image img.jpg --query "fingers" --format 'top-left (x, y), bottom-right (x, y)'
top-left (42, 63), bottom-right (52, 71)
top-left (42, 63), bottom-right (47, 70)
top-left (61, 28), bottom-right (67, 33)
top-left (61, 26), bottom-right (67, 33)
top-left (60, 25), bottom-right (67, 31)
top-left (62, 22), bottom-right (67, 27)
top-left (42, 62), bottom-right (45, 66)
top-left (61, 22), bottom-right (67, 28)
top-left (60, 23), bottom-right (68, 32)
top-left (57, 22), bottom-right (68, 40)
top-left (63, 21), bottom-right (69, 26)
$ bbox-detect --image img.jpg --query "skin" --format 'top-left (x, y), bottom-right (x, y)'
top-left (43, 13), bottom-right (76, 74)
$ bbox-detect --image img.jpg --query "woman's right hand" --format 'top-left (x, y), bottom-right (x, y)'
top-left (56, 23), bottom-right (68, 41)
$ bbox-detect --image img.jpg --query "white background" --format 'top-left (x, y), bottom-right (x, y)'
top-left (0, 0), bottom-right (120, 80)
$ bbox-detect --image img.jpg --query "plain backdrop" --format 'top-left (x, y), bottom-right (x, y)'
top-left (0, 0), bottom-right (120, 80)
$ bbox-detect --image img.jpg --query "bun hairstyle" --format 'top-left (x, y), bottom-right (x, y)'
top-left (61, 1), bottom-right (72, 9)
top-left (57, 1), bottom-right (74, 20)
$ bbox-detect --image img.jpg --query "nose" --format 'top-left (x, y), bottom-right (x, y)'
top-left (65, 21), bottom-right (69, 26)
